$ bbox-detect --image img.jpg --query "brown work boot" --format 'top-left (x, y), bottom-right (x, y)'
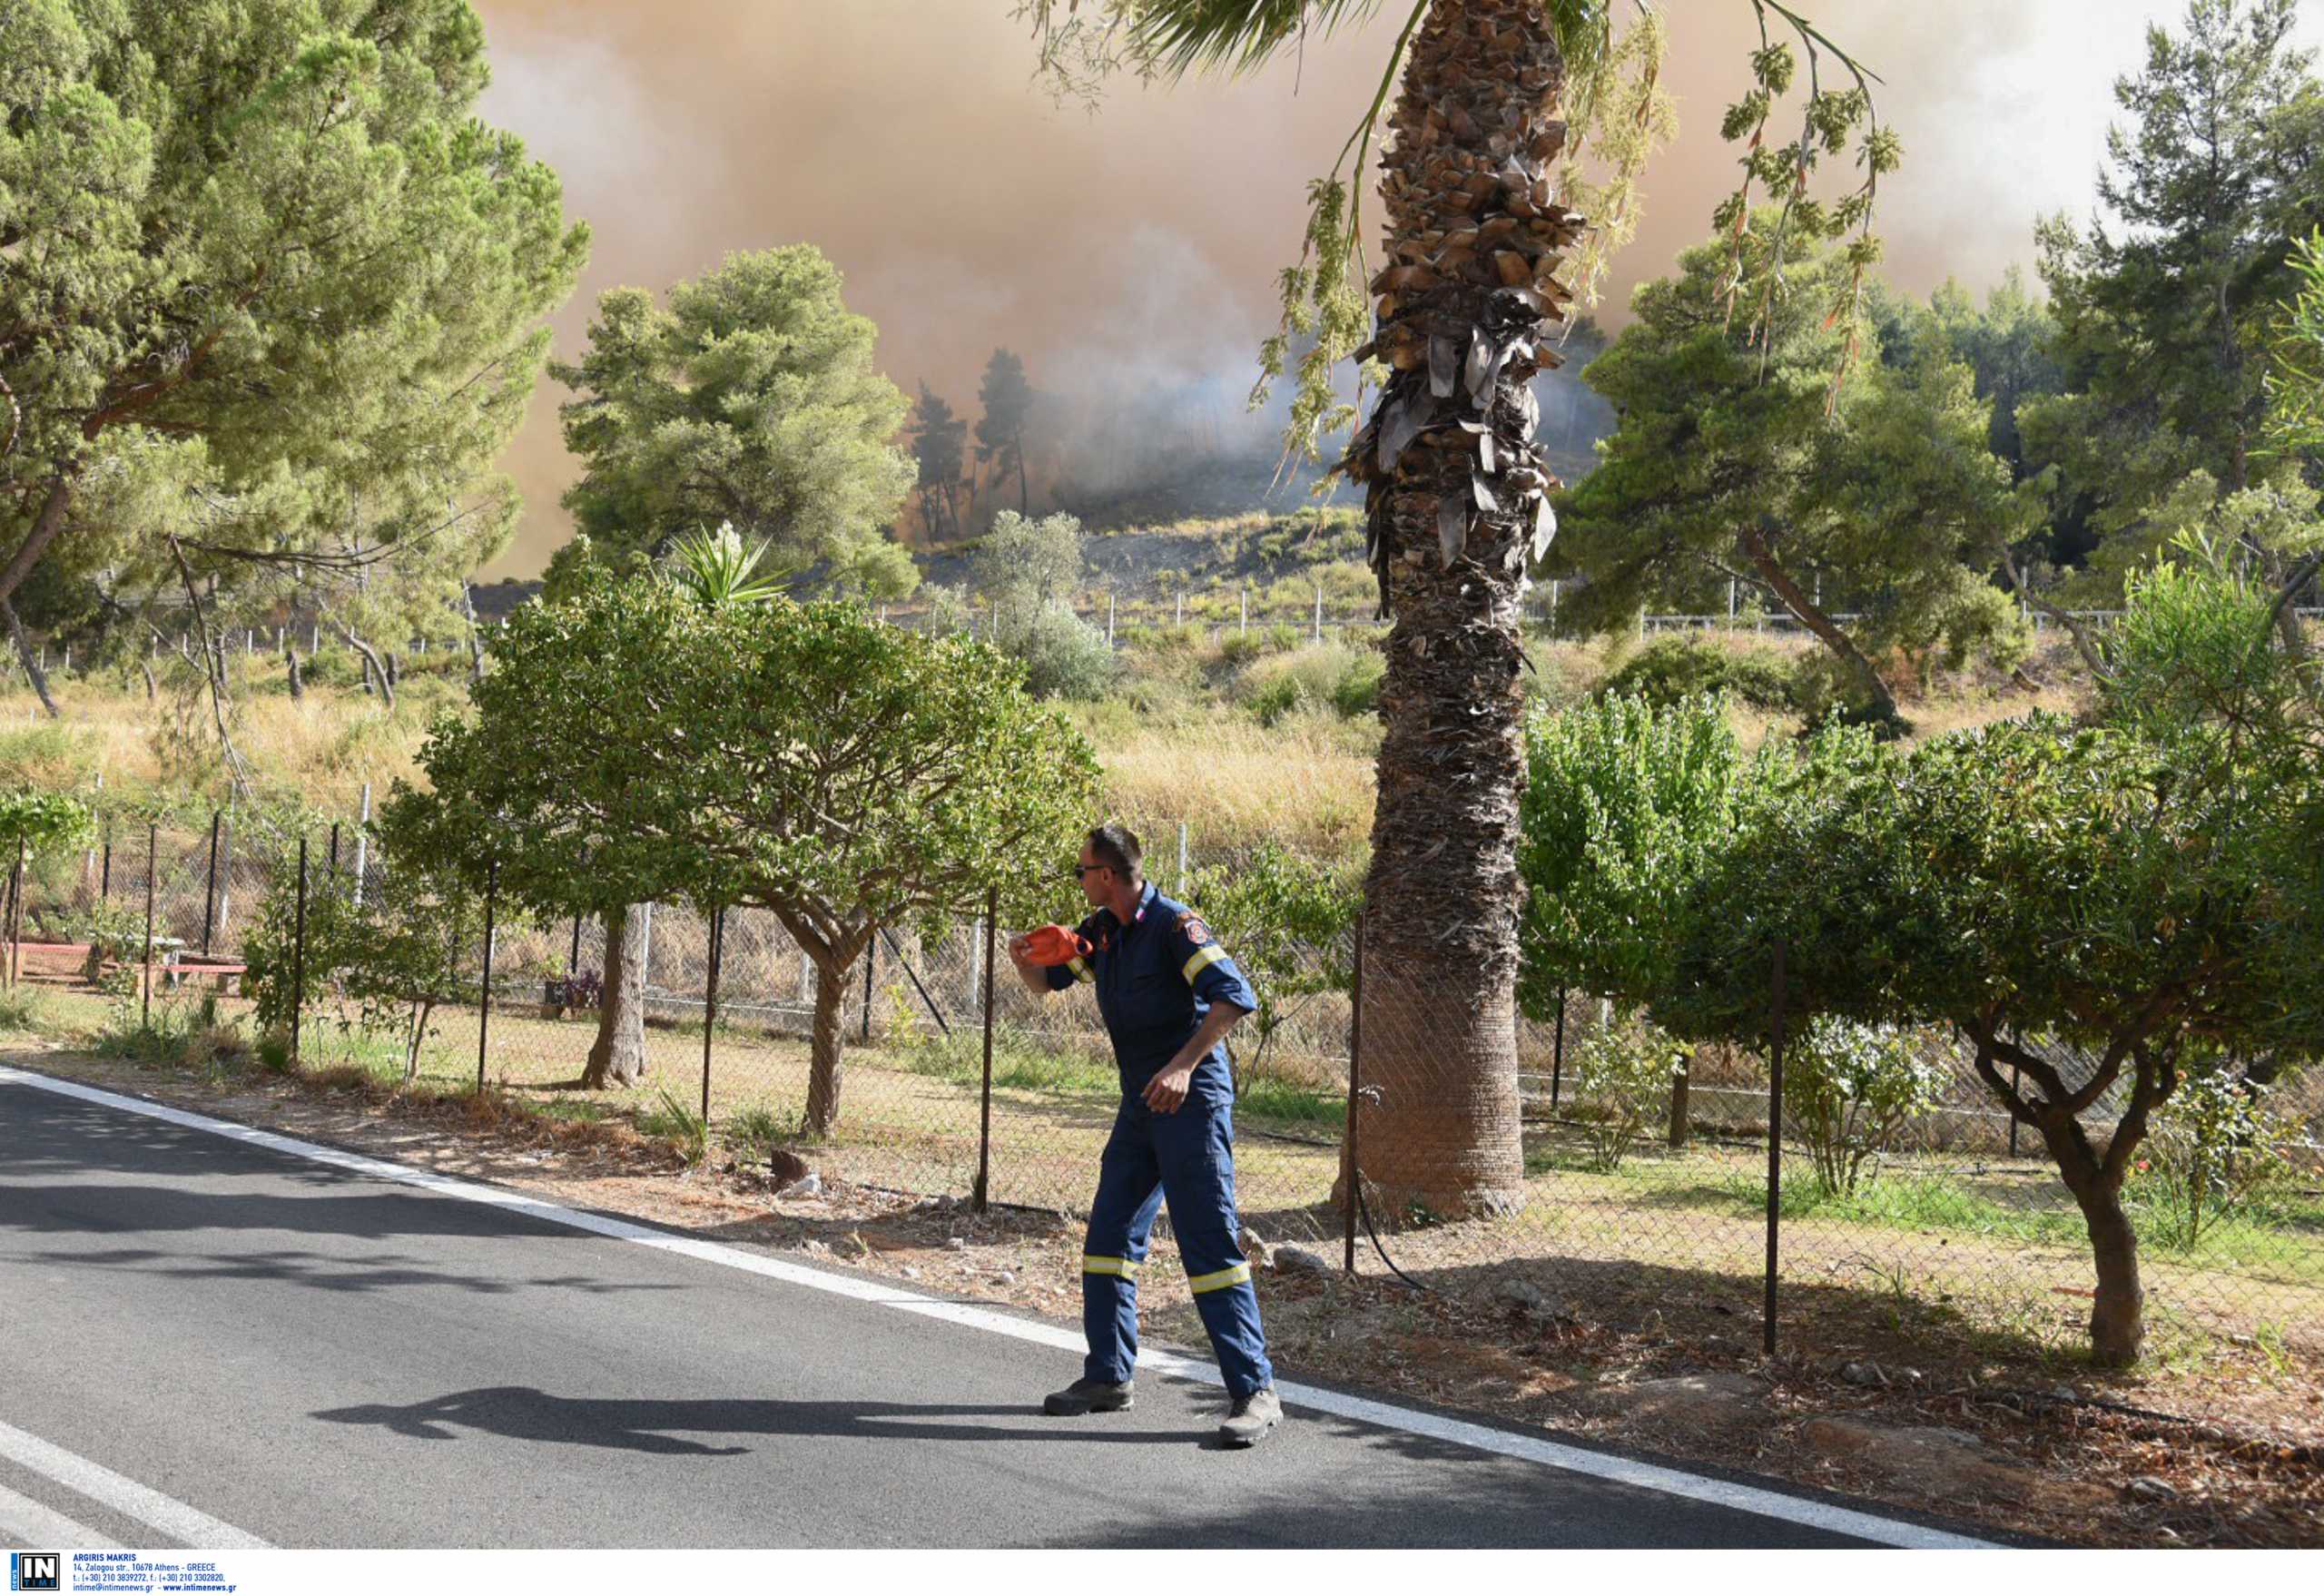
top-left (1043, 1377), bottom-right (1135, 1415)
top-left (1217, 1386), bottom-right (1282, 1447)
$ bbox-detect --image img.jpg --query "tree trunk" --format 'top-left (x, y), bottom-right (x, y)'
top-left (285, 647), bottom-right (304, 701)
top-left (385, 651), bottom-right (400, 692)
top-left (461, 583), bottom-right (487, 685)
top-left (334, 623), bottom-right (396, 711)
top-left (2072, 1174), bottom-right (2144, 1366)
top-left (1341, 0), bottom-right (1579, 1218)
top-left (803, 956), bottom-right (848, 1136)
top-left (580, 903), bottom-right (650, 1089)
top-left (2031, 1108), bottom-right (2145, 1365)
top-left (1016, 448), bottom-right (1029, 517)
top-left (0, 472), bottom-right (74, 613)
top-left (1737, 521), bottom-right (1901, 723)
top-left (3, 599), bottom-right (59, 718)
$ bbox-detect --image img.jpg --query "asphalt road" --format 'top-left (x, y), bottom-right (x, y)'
top-left (0, 1070), bottom-right (1970, 1549)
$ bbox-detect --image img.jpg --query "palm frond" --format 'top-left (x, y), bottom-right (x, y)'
top-left (1129, 0), bottom-right (1386, 80)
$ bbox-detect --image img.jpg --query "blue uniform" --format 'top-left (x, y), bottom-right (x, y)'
top-left (1046, 882), bottom-right (1275, 1398)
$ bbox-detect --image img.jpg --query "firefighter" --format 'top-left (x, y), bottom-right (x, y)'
top-left (1008, 823), bottom-right (1282, 1447)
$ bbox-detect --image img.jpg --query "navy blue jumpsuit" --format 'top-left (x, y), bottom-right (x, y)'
top-left (1045, 882), bottom-right (1275, 1398)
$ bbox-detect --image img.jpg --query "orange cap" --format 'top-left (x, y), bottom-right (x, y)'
top-left (1021, 924), bottom-right (1092, 966)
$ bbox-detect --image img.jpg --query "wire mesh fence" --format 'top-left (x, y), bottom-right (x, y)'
top-left (13, 817), bottom-right (2320, 1363)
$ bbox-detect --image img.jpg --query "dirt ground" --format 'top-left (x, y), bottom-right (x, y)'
top-left (11, 1036), bottom-right (2319, 1549)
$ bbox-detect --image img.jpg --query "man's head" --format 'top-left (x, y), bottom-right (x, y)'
top-left (1075, 823), bottom-right (1143, 911)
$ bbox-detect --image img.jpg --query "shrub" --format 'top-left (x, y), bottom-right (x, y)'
top-left (2138, 1069), bottom-right (2307, 1246)
top-left (1246, 675), bottom-right (1304, 728)
top-left (1784, 1017), bottom-right (1953, 1196)
top-left (1569, 1011), bottom-right (1687, 1172)
top-left (1598, 636), bottom-right (1796, 713)
top-left (993, 601), bottom-right (1119, 700)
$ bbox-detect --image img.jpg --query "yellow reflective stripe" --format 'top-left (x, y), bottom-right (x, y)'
top-left (1182, 943), bottom-right (1227, 982)
top-left (1082, 1255), bottom-right (1138, 1277)
top-left (1068, 956), bottom-right (1094, 983)
top-left (1187, 1261), bottom-right (1252, 1294)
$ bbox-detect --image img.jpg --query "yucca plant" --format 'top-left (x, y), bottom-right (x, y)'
top-left (1025, 0), bottom-right (1893, 1217)
top-left (664, 522), bottom-right (797, 609)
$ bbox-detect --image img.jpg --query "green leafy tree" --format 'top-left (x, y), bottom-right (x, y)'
top-left (549, 246), bottom-right (918, 599)
top-left (397, 568), bottom-right (1099, 1130)
top-left (1659, 555), bottom-right (2322, 1364)
top-left (0, 0), bottom-right (587, 766)
top-left (973, 350), bottom-right (1036, 520)
top-left (1517, 693), bottom-right (1747, 1020)
top-left (2020, 0), bottom-right (2324, 631)
top-left (1184, 842), bottom-right (1360, 1083)
top-left (971, 511), bottom-right (1083, 611)
top-left (1557, 223), bottom-right (2038, 724)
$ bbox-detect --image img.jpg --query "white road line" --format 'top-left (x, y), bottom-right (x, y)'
top-left (0, 1419), bottom-right (267, 1550)
top-left (1, 1065), bottom-right (1996, 1550)
top-left (0, 1479), bottom-right (120, 1550)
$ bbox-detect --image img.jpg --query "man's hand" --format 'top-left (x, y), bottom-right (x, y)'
top-left (1006, 931), bottom-right (1053, 998)
top-left (1142, 1059), bottom-right (1196, 1114)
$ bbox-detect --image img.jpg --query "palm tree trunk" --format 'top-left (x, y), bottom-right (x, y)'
top-left (1343, 0), bottom-right (1581, 1218)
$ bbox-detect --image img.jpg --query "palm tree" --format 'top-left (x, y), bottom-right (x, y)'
top-left (1025, 0), bottom-right (1885, 1217)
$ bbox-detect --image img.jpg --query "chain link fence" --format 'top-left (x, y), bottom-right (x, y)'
top-left (14, 817), bottom-right (2320, 1363)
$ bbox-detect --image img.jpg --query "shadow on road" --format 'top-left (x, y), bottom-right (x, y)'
top-left (311, 1386), bottom-right (1212, 1453)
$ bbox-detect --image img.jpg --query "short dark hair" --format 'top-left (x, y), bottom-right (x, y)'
top-left (1086, 823), bottom-right (1142, 880)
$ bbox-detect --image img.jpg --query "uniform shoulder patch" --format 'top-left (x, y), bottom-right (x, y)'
top-left (1181, 916), bottom-right (1212, 947)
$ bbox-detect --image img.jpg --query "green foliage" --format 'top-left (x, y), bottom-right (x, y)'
top-left (0, 0), bottom-right (586, 652)
top-left (550, 245), bottom-right (916, 597)
top-left (2138, 1068), bottom-right (2309, 1246)
top-left (1784, 1018), bottom-right (1954, 1197)
top-left (992, 602), bottom-right (1120, 701)
top-left (1596, 638), bottom-right (1797, 714)
top-left (1568, 1011), bottom-right (1687, 1173)
top-left (664, 523), bottom-right (795, 609)
top-left (1517, 694), bottom-right (1751, 1020)
top-left (0, 789), bottom-right (92, 857)
top-left (400, 566), bottom-right (1099, 1010)
top-left (2021, 0), bottom-right (2323, 577)
top-left (641, 1087), bottom-right (709, 1167)
top-left (971, 512), bottom-right (1085, 609)
top-left (1557, 219), bottom-right (2039, 710)
top-left (1184, 841), bottom-right (1359, 1079)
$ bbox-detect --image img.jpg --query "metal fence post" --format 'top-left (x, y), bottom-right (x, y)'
top-left (200, 811), bottom-right (221, 956)
top-left (1344, 911), bottom-right (1364, 1274)
top-left (974, 888), bottom-right (997, 1213)
top-left (328, 822), bottom-right (341, 880)
top-left (100, 821), bottom-right (111, 901)
top-left (290, 835), bottom-right (309, 1065)
top-left (477, 858), bottom-right (498, 1092)
top-left (859, 933), bottom-right (877, 1044)
top-left (5, 839), bottom-right (24, 990)
top-left (141, 823), bottom-right (157, 1031)
top-left (1764, 937), bottom-right (1788, 1358)
top-left (1551, 986), bottom-right (1566, 1110)
top-left (701, 903), bottom-right (724, 1124)
top-left (567, 913), bottom-right (583, 977)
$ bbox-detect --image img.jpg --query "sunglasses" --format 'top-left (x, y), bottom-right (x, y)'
top-left (1070, 862), bottom-right (1108, 879)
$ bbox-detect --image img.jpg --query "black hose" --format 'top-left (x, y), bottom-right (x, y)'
top-left (1352, 1167), bottom-right (1433, 1293)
